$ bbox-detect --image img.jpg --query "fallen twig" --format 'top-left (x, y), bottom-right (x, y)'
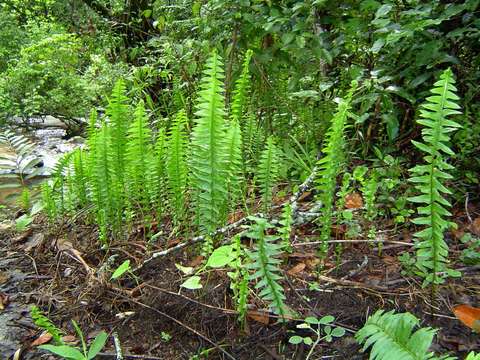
top-left (113, 332), bottom-right (123, 360)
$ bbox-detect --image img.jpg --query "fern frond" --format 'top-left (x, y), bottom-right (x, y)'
top-left (408, 68), bottom-right (461, 286)
top-left (315, 81), bottom-right (356, 253)
top-left (246, 217), bottom-right (288, 319)
top-left (279, 203), bottom-right (293, 252)
top-left (90, 122), bottom-right (119, 242)
top-left (189, 50), bottom-right (228, 233)
top-left (150, 127), bottom-right (167, 219)
top-left (256, 136), bottom-right (281, 212)
top-left (125, 100), bottom-right (153, 212)
top-left (107, 79), bottom-right (130, 188)
top-left (230, 49), bottom-right (253, 123)
top-left (166, 110), bottom-right (188, 222)
top-left (356, 310), bottom-right (439, 360)
top-left (224, 117), bottom-right (244, 214)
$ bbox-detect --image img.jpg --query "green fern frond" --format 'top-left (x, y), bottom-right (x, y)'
top-left (189, 50), bottom-right (228, 233)
top-left (151, 127), bottom-right (167, 218)
top-left (246, 217), bottom-right (288, 319)
top-left (224, 117), bottom-right (244, 213)
top-left (166, 110), bottom-right (188, 222)
top-left (315, 81), bottom-right (356, 253)
top-left (230, 49), bottom-right (253, 123)
top-left (408, 68), bottom-right (461, 286)
top-left (279, 203), bottom-right (293, 252)
top-left (356, 310), bottom-right (439, 360)
top-left (125, 100), bottom-right (153, 212)
top-left (243, 114), bottom-right (264, 171)
top-left (90, 122), bottom-right (119, 242)
top-left (466, 352), bottom-right (480, 360)
top-left (107, 79), bottom-right (130, 188)
top-left (256, 136), bottom-right (281, 212)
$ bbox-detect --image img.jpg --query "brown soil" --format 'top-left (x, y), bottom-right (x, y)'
top-left (1, 205), bottom-right (479, 360)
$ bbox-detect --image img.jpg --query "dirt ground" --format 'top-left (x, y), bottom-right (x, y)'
top-left (1, 202), bottom-right (479, 360)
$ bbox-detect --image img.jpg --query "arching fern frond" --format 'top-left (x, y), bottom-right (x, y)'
top-left (408, 68), bottom-right (461, 287)
top-left (166, 110), bottom-right (188, 222)
top-left (189, 50), bottom-right (228, 233)
top-left (246, 217), bottom-right (288, 319)
top-left (356, 310), bottom-right (441, 360)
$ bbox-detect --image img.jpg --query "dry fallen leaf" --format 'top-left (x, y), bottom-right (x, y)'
top-left (287, 263), bottom-right (306, 276)
top-left (247, 310), bottom-right (270, 325)
top-left (345, 192), bottom-right (363, 209)
top-left (0, 292), bottom-right (9, 311)
top-left (453, 305), bottom-right (480, 332)
top-left (470, 217), bottom-right (480, 237)
top-left (188, 256), bottom-right (204, 268)
top-left (62, 335), bottom-right (77, 345)
top-left (31, 332), bottom-right (53, 346)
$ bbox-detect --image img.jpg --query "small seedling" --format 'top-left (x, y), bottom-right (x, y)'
top-left (289, 315), bottom-right (345, 360)
top-left (39, 320), bottom-right (108, 360)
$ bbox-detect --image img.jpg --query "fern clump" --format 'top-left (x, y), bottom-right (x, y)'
top-left (315, 81), bottom-right (356, 253)
top-left (356, 310), bottom-right (440, 360)
top-left (166, 110), bottom-right (188, 222)
top-left (246, 217), bottom-right (288, 319)
top-left (256, 136), bottom-right (281, 212)
top-left (189, 50), bottom-right (228, 233)
top-left (408, 68), bottom-right (462, 286)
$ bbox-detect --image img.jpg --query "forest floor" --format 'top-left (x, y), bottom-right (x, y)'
top-left (1, 193), bottom-right (479, 360)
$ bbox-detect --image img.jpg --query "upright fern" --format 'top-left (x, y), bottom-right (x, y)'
top-left (224, 117), bottom-right (244, 214)
top-left (90, 122), bottom-right (119, 242)
top-left (315, 81), bottom-right (356, 253)
top-left (125, 100), bottom-right (153, 213)
top-left (408, 68), bottom-right (461, 287)
top-left (256, 136), bottom-right (281, 212)
top-left (189, 50), bottom-right (228, 233)
top-left (166, 110), bottom-right (188, 222)
top-left (356, 310), bottom-right (440, 360)
top-left (230, 49), bottom-right (253, 123)
top-left (246, 217), bottom-right (288, 319)
top-left (107, 79), bottom-right (130, 190)
top-left (151, 127), bottom-right (167, 219)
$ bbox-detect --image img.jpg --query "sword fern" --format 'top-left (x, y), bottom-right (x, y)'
top-left (408, 68), bottom-right (462, 287)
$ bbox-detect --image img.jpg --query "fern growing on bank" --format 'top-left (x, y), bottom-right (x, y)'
top-left (256, 136), bottom-right (281, 212)
top-left (315, 81), bottom-right (356, 253)
top-left (246, 217), bottom-right (288, 319)
top-left (189, 50), bottom-right (228, 233)
top-left (408, 68), bottom-right (462, 287)
top-left (166, 110), bottom-right (188, 222)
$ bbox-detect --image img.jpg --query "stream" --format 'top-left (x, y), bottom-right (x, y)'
top-left (0, 119), bottom-right (84, 359)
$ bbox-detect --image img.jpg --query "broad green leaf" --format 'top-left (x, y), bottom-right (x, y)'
top-left (180, 276), bottom-right (202, 290)
top-left (87, 331), bottom-right (108, 359)
top-left (39, 345), bottom-right (85, 360)
top-left (175, 263), bottom-right (194, 275)
top-left (111, 260), bottom-right (131, 280)
top-left (206, 245), bottom-right (235, 268)
top-left (289, 335), bottom-right (303, 345)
